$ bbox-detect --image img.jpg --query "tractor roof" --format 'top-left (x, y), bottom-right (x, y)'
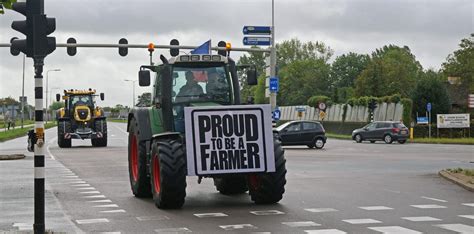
top-left (64, 89), bottom-right (96, 95)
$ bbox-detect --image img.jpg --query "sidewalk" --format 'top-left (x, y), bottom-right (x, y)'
top-left (0, 128), bottom-right (80, 233)
top-left (0, 124), bottom-right (35, 132)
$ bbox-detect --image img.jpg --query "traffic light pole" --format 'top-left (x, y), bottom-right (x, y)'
top-left (269, 0), bottom-right (277, 111)
top-left (33, 57), bottom-right (46, 234)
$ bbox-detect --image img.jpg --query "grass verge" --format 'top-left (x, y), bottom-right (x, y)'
top-left (411, 137), bottom-right (474, 145)
top-left (440, 168), bottom-right (474, 191)
top-left (0, 122), bottom-right (57, 142)
top-left (107, 118), bottom-right (127, 123)
top-left (326, 133), bottom-right (352, 140)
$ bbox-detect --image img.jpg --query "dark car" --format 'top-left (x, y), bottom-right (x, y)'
top-left (275, 121), bottom-right (327, 149)
top-left (352, 121), bottom-right (409, 144)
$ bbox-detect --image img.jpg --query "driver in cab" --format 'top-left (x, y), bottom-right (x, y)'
top-left (176, 71), bottom-right (204, 102)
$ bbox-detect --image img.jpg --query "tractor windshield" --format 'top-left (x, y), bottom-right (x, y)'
top-left (69, 95), bottom-right (93, 107)
top-left (172, 65), bottom-right (232, 105)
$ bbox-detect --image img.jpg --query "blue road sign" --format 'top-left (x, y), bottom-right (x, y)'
top-left (243, 26), bottom-right (271, 35)
top-left (243, 37), bottom-right (271, 46)
top-left (273, 109), bottom-right (281, 121)
top-left (427, 102), bottom-right (432, 112)
top-left (417, 116), bottom-right (428, 124)
top-left (269, 77), bottom-right (278, 92)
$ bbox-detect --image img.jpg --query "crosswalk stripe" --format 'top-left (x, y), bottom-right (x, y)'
top-left (368, 226), bottom-right (421, 234)
top-left (435, 224), bottom-right (474, 233)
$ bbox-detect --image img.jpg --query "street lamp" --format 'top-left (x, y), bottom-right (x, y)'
top-left (124, 79), bottom-right (138, 107)
top-left (45, 68), bottom-right (61, 123)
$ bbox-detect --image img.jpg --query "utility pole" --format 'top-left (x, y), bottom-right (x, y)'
top-left (269, 0), bottom-right (277, 111)
top-left (124, 79), bottom-right (137, 107)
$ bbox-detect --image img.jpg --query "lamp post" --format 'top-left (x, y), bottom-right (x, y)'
top-left (45, 69), bottom-right (61, 123)
top-left (124, 79), bottom-right (137, 107)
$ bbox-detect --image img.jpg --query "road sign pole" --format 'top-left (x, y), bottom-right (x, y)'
top-left (428, 110), bottom-right (431, 139)
top-left (269, 0), bottom-right (277, 111)
top-left (21, 54), bottom-right (25, 128)
top-left (33, 57), bottom-right (46, 234)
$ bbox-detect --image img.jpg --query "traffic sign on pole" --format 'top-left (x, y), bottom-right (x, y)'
top-left (273, 108), bottom-right (281, 121)
top-left (427, 102), bottom-right (432, 112)
top-left (243, 37), bottom-right (271, 46)
top-left (269, 77), bottom-right (278, 92)
top-left (243, 26), bottom-right (271, 35)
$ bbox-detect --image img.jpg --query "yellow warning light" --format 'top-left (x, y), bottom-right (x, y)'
top-left (148, 43), bottom-right (155, 52)
top-left (225, 42), bottom-right (231, 51)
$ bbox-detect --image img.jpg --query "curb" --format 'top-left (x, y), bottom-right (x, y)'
top-left (439, 170), bottom-right (474, 192)
top-left (0, 154), bottom-right (26, 160)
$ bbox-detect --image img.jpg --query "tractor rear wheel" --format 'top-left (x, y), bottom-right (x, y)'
top-left (92, 119), bottom-right (107, 147)
top-left (248, 137), bottom-right (287, 204)
top-left (214, 175), bottom-right (248, 195)
top-left (150, 138), bottom-right (187, 209)
top-left (57, 120), bottom-right (72, 148)
top-left (128, 118), bottom-right (151, 198)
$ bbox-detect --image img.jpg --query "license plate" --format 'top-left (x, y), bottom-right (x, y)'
top-left (401, 130), bottom-right (407, 134)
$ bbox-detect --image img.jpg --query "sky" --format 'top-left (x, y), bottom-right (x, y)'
top-left (0, 0), bottom-right (472, 107)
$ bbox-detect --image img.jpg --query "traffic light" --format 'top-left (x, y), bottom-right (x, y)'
top-left (66, 37), bottom-right (77, 56)
top-left (10, 1), bottom-right (33, 57)
top-left (32, 14), bottom-right (56, 57)
top-left (118, 38), bottom-right (128, 56)
top-left (368, 100), bottom-right (377, 111)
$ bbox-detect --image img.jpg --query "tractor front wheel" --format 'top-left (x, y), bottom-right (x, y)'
top-left (57, 120), bottom-right (72, 148)
top-left (128, 118), bottom-right (151, 198)
top-left (92, 119), bottom-right (107, 147)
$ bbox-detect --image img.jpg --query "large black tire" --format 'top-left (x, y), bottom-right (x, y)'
top-left (213, 175), bottom-right (248, 195)
top-left (92, 119), bottom-right (107, 147)
top-left (128, 118), bottom-right (151, 198)
top-left (248, 137), bottom-right (287, 204)
top-left (150, 138), bottom-right (187, 209)
top-left (57, 120), bottom-right (72, 148)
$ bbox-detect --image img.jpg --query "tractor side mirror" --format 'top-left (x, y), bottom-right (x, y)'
top-left (139, 70), bottom-right (151, 86)
top-left (56, 94), bottom-right (61, 102)
top-left (247, 69), bottom-right (257, 85)
top-left (100, 93), bottom-right (105, 101)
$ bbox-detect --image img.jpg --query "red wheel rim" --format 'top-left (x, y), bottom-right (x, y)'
top-left (152, 153), bottom-right (161, 193)
top-left (248, 174), bottom-right (260, 190)
top-left (130, 135), bottom-right (138, 181)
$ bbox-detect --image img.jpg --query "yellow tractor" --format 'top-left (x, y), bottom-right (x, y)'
top-left (55, 89), bottom-right (107, 147)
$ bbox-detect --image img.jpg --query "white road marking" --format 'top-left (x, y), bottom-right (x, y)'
top-left (155, 227), bottom-right (191, 233)
top-left (13, 223), bottom-right (33, 230)
top-left (194, 213), bottom-right (228, 218)
top-left (305, 229), bottom-right (347, 234)
top-left (136, 216), bottom-right (170, 221)
top-left (342, 219), bottom-right (381, 224)
top-left (219, 224), bottom-right (257, 231)
top-left (402, 216), bottom-right (442, 222)
top-left (368, 226), bottom-right (422, 233)
top-left (46, 136), bottom-right (57, 160)
top-left (88, 199), bottom-right (112, 203)
top-left (305, 208), bottom-right (338, 213)
top-left (76, 187), bottom-right (95, 190)
top-left (462, 203), bottom-right (474, 207)
top-left (359, 206), bottom-right (393, 211)
top-left (435, 224), bottom-right (474, 233)
top-left (410, 204), bottom-right (446, 209)
top-left (282, 221), bottom-right (320, 227)
top-left (458, 215), bottom-right (474, 220)
top-left (80, 191), bottom-right (100, 194)
top-left (68, 181), bottom-right (86, 184)
top-left (421, 196), bottom-right (447, 203)
top-left (84, 195), bottom-right (106, 198)
top-left (71, 183), bottom-right (90, 187)
top-left (63, 175), bottom-right (79, 178)
top-left (93, 204), bottom-right (119, 208)
top-left (76, 218), bottom-right (109, 224)
top-left (100, 209), bottom-right (126, 213)
top-left (250, 210), bottom-right (285, 215)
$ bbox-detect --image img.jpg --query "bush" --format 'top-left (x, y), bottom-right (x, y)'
top-left (401, 98), bottom-right (413, 124)
top-left (307, 95), bottom-right (331, 108)
top-left (389, 94), bottom-right (402, 103)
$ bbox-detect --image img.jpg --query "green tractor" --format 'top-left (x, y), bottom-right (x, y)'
top-left (56, 89), bottom-right (107, 148)
top-left (127, 42), bottom-right (286, 209)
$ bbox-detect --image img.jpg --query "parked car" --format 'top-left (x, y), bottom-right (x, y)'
top-left (275, 120), bottom-right (327, 149)
top-left (352, 121), bottom-right (409, 144)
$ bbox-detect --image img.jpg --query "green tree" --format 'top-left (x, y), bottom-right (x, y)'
top-left (442, 33), bottom-right (474, 91)
top-left (411, 70), bottom-right (450, 120)
top-left (238, 49), bottom-right (266, 102)
top-left (253, 74), bottom-right (268, 104)
top-left (355, 45), bottom-right (423, 97)
top-left (278, 59), bottom-right (331, 106)
top-left (0, 97), bottom-right (20, 106)
top-left (0, 0), bottom-right (17, 14)
top-left (49, 101), bottom-right (65, 111)
top-left (331, 52), bottom-right (370, 88)
top-left (276, 38), bottom-right (333, 68)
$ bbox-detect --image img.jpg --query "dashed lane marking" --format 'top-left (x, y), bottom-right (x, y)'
top-left (68, 181), bottom-right (86, 184)
top-left (219, 224), bottom-right (257, 231)
top-left (305, 229), bottom-right (347, 234)
top-left (410, 204), bottom-right (446, 209)
top-left (76, 218), bottom-right (109, 224)
top-left (63, 175), bottom-right (79, 178)
top-left (342, 219), bottom-right (382, 224)
top-left (76, 187), bottom-right (96, 190)
top-left (435, 224), bottom-right (474, 233)
top-left (80, 191), bottom-right (101, 194)
top-left (458, 215), bottom-right (474, 220)
top-left (250, 210), bottom-right (285, 215)
top-left (305, 208), bottom-right (338, 213)
top-left (421, 196), bottom-right (447, 203)
top-left (94, 204), bottom-right (119, 208)
top-left (84, 195), bottom-right (106, 198)
top-left (155, 227), bottom-right (191, 233)
top-left (462, 203), bottom-right (474, 207)
top-left (194, 213), bottom-right (228, 218)
top-left (72, 184), bottom-right (91, 187)
top-left (100, 209), bottom-right (126, 213)
top-left (401, 216), bottom-right (442, 222)
top-left (88, 199), bottom-right (112, 203)
top-left (368, 226), bottom-right (422, 234)
top-left (136, 216), bottom-right (170, 221)
top-left (282, 221), bottom-right (320, 227)
top-left (359, 206), bottom-right (393, 211)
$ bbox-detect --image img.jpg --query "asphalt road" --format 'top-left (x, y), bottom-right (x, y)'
top-left (1, 122), bottom-right (473, 233)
